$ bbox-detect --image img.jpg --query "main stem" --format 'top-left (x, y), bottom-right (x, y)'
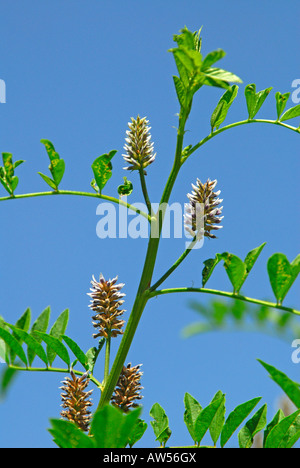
top-left (97, 112), bottom-right (187, 410)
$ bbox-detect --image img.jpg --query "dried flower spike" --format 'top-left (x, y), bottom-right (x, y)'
top-left (123, 115), bottom-right (156, 175)
top-left (111, 363), bottom-right (143, 413)
top-left (184, 178), bottom-right (223, 240)
top-left (88, 274), bottom-right (125, 339)
top-left (60, 370), bottom-right (93, 432)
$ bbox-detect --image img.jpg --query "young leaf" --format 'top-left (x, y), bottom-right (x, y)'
top-left (267, 253), bottom-right (300, 305)
top-left (238, 404), bottom-right (267, 448)
top-left (49, 419), bottom-right (95, 448)
top-left (150, 402), bottom-right (172, 447)
top-left (280, 103), bottom-right (300, 122)
top-left (264, 410), bottom-right (300, 448)
top-left (193, 394), bottom-right (225, 445)
top-left (245, 83), bottom-right (272, 119)
top-left (62, 335), bottom-right (88, 370)
top-left (258, 360), bottom-right (300, 408)
top-left (127, 418), bottom-right (148, 448)
top-left (0, 328), bottom-right (27, 366)
top-left (183, 393), bottom-right (202, 442)
top-left (210, 85), bottom-right (238, 131)
top-left (47, 309), bottom-right (69, 365)
top-left (35, 332), bottom-right (70, 367)
top-left (90, 405), bottom-right (141, 448)
top-left (202, 49), bottom-right (226, 69)
top-left (0, 152), bottom-right (22, 195)
top-left (275, 92), bottom-right (290, 120)
top-left (28, 306), bottom-right (51, 366)
top-left (220, 397), bottom-right (261, 447)
top-left (117, 177), bottom-right (133, 197)
top-left (91, 150), bottom-right (117, 194)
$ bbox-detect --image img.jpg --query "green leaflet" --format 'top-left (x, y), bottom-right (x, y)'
top-left (275, 92), bottom-right (290, 120)
top-left (267, 253), bottom-right (300, 305)
top-left (193, 393), bottom-right (225, 445)
top-left (258, 360), bottom-right (300, 409)
top-left (209, 390), bottom-right (226, 445)
top-left (35, 331), bottom-right (70, 367)
top-left (47, 309), bottom-right (69, 365)
top-left (280, 103), bottom-right (300, 122)
top-left (0, 327), bottom-right (27, 366)
top-left (264, 410), bottom-right (300, 448)
top-left (39, 139), bottom-right (66, 190)
top-left (263, 409), bottom-right (285, 447)
top-left (150, 402), bottom-right (172, 447)
top-left (8, 325), bottom-right (48, 366)
top-left (220, 397), bottom-right (261, 447)
top-left (0, 366), bottom-right (19, 398)
top-left (85, 338), bottom-right (105, 373)
top-left (202, 49), bottom-right (226, 69)
top-left (90, 405), bottom-right (141, 448)
top-left (210, 85), bottom-right (238, 131)
top-left (28, 306), bottom-right (51, 366)
top-left (127, 419), bottom-right (148, 448)
top-left (62, 335), bottom-right (88, 370)
top-left (49, 419), bottom-right (95, 448)
top-left (0, 152), bottom-right (24, 195)
top-left (173, 75), bottom-right (186, 109)
top-left (202, 243), bottom-right (266, 293)
top-left (183, 298), bottom-right (300, 342)
top-left (183, 393), bottom-right (202, 442)
top-left (245, 83), bottom-right (272, 119)
top-left (91, 150), bottom-right (117, 194)
top-left (238, 404), bottom-right (267, 448)
top-left (10, 308), bottom-right (31, 363)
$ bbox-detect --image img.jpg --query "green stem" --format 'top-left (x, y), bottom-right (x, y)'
top-left (150, 237), bottom-right (197, 292)
top-left (0, 189), bottom-right (151, 222)
top-left (182, 119), bottom-right (300, 163)
top-left (6, 364), bottom-right (103, 389)
top-left (149, 287), bottom-right (300, 316)
top-left (103, 334), bottom-right (111, 386)
top-left (139, 169), bottom-right (152, 216)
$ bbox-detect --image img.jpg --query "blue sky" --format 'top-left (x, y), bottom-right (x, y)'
top-left (0, 0), bottom-right (299, 448)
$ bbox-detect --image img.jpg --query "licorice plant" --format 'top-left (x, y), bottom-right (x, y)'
top-left (0, 26), bottom-right (300, 449)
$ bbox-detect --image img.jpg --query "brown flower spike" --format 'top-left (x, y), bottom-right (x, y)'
top-left (122, 115), bottom-right (156, 175)
top-left (88, 274), bottom-right (126, 339)
top-left (184, 178), bottom-right (223, 240)
top-left (111, 363), bottom-right (143, 413)
top-left (60, 370), bottom-right (93, 432)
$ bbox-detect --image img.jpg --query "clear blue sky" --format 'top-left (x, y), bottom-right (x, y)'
top-left (0, 0), bottom-right (299, 448)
